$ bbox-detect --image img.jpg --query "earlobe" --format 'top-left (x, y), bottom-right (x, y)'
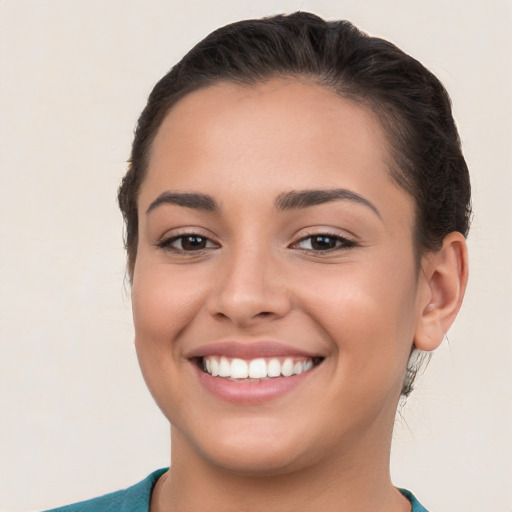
top-left (414, 232), bottom-right (469, 351)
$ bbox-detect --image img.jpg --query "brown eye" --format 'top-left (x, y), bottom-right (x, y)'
top-left (158, 234), bottom-right (219, 253)
top-left (179, 235), bottom-right (209, 251)
top-left (293, 234), bottom-right (356, 252)
top-left (309, 235), bottom-right (338, 251)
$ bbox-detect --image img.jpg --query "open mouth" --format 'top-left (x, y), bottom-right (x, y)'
top-left (196, 355), bottom-right (324, 381)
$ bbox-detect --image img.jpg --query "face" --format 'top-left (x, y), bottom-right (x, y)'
top-left (132, 80), bottom-right (429, 475)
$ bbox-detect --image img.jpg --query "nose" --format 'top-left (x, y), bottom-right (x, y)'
top-left (206, 245), bottom-right (292, 328)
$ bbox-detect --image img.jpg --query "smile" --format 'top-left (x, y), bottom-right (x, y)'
top-left (201, 356), bottom-right (321, 380)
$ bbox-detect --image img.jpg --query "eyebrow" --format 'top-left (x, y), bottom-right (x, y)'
top-left (146, 188), bottom-right (381, 219)
top-left (146, 191), bottom-right (219, 214)
top-left (275, 189), bottom-right (381, 218)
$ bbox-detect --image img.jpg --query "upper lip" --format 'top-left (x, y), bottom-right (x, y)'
top-left (185, 340), bottom-right (322, 360)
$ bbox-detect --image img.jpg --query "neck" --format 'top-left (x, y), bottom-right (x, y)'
top-left (151, 425), bottom-right (410, 512)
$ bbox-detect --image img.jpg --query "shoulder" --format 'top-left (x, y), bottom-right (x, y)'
top-left (43, 468), bottom-right (168, 512)
top-left (399, 488), bottom-right (430, 512)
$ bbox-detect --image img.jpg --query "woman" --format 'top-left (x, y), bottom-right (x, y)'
top-left (47, 11), bottom-right (470, 512)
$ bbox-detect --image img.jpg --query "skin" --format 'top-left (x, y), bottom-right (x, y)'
top-left (131, 79), bottom-right (468, 511)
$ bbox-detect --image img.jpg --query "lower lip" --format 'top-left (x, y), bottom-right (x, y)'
top-left (193, 363), bottom-right (316, 404)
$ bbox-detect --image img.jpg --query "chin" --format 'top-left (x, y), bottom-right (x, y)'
top-left (175, 415), bottom-right (311, 476)
top-left (202, 442), bottom-right (303, 477)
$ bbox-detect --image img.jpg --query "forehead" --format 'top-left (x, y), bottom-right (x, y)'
top-left (152, 79), bottom-right (389, 171)
top-left (140, 79), bottom-right (413, 229)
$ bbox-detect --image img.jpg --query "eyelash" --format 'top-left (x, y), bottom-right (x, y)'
top-left (156, 231), bottom-right (357, 255)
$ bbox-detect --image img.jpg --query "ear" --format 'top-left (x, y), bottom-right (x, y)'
top-left (414, 232), bottom-right (469, 351)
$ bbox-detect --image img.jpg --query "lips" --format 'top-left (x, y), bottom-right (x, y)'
top-left (187, 341), bottom-right (324, 403)
top-left (186, 340), bottom-right (320, 360)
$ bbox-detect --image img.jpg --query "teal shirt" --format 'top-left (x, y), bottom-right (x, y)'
top-left (44, 469), bottom-right (429, 511)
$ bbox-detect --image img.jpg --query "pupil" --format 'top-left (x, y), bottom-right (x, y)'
top-left (311, 235), bottom-right (336, 250)
top-left (183, 236), bottom-right (206, 250)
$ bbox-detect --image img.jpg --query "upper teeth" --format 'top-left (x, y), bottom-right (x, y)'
top-left (202, 356), bottom-right (315, 380)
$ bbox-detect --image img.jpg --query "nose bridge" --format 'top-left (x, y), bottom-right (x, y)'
top-left (208, 238), bottom-right (290, 325)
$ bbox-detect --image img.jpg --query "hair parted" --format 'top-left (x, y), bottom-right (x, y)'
top-left (118, 11), bottom-right (471, 397)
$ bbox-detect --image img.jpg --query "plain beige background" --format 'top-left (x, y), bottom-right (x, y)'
top-left (1, 1), bottom-right (511, 510)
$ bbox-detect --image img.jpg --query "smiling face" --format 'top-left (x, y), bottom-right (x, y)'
top-left (132, 79), bottom-right (430, 475)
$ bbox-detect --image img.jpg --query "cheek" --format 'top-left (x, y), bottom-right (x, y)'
top-left (297, 256), bottom-right (419, 380)
top-left (132, 258), bottom-right (207, 344)
top-left (130, 264), bottom-right (207, 427)
top-left (130, 259), bottom-right (206, 398)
